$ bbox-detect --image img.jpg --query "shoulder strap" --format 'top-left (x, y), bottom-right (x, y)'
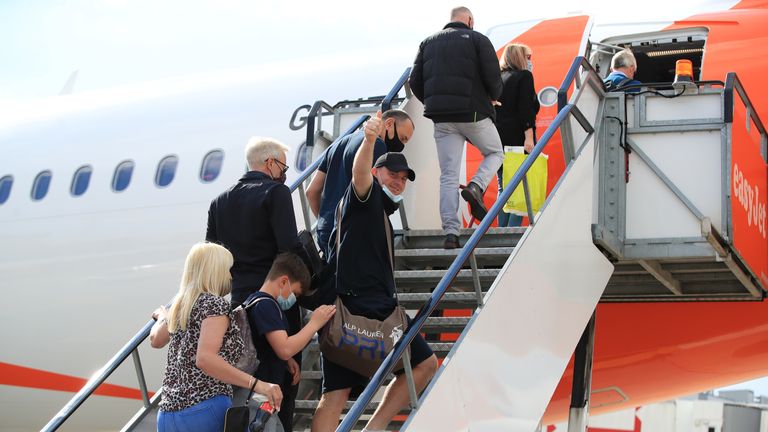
top-left (604, 76), bottom-right (632, 91)
top-left (334, 196), bottom-right (344, 291)
top-left (243, 296), bottom-right (282, 318)
top-left (383, 211), bottom-right (401, 304)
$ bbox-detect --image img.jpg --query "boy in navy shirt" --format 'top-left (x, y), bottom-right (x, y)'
top-left (245, 253), bottom-right (336, 430)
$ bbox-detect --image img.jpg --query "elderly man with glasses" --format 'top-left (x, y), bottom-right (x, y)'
top-left (205, 136), bottom-right (307, 431)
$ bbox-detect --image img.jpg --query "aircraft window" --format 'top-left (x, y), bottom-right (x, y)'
top-left (71, 165), bottom-right (93, 197)
top-left (31, 170), bottom-right (52, 201)
top-left (0, 175), bottom-right (12, 205)
top-left (155, 155), bottom-right (179, 187)
top-left (112, 160), bottom-right (134, 192)
top-left (200, 150), bottom-right (224, 183)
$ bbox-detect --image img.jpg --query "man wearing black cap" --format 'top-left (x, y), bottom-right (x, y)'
top-left (311, 112), bottom-right (438, 432)
top-left (305, 109), bottom-right (414, 259)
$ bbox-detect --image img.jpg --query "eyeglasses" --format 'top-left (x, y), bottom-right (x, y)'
top-left (268, 158), bottom-right (289, 174)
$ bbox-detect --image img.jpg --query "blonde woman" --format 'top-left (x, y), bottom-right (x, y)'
top-left (495, 43), bottom-right (540, 227)
top-left (150, 242), bottom-right (282, 432)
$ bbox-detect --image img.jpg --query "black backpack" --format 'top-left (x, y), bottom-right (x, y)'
top-left (603, 76), bottom-right (632, 92)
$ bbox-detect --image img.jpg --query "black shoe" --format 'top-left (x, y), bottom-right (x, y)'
top-left (443, 234), bottom-right (460, 249)
top-left (461, 182), bottom-right (488, 221)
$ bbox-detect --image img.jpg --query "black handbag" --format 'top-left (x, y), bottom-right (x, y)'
top-left (223, 378), bottom-right (258, 432)
top-left (297, 229), bottom-right (338, 310)
top-left (297, 229), bottom-right (324, 275)
top-left (224, 380), bottom-right (285, 432)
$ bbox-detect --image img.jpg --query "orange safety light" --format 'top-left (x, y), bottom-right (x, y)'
top-left (673, 59), bottom-right (695, 90)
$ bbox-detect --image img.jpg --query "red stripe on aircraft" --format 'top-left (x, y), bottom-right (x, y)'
top-left (0, 361), bottom-right (153, 400)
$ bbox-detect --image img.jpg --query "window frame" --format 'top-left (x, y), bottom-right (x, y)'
top-left (0, 175), bottom-right (13, 205)
top-left (70, 165), bottom-right (93, 197)
top-left (199, 149), bottom-right (225, 183)
top-left (154, 154), bottom-right (179, 188)
top-left (112, 160), bottom-right (135, 192)
top-left (31, 170), bottom-right (53, 201)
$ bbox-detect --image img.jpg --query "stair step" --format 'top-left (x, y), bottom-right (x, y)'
top-left (306, 341), bottom-right (454, 355)
top-left (395, 247), bottom-right (514, 268)
top-left (397, 227), bottom-right (525, 249)
top-left (394, 268), bottom-right (498, 291)
top-left (420, 316), bottom-right (472, 331)
top-left (294, 399), bottom-right (411, 417)
top-left (397, 291), bottom-right (485, 309)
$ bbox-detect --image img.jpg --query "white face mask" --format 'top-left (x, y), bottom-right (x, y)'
top-left (382, 184), bottom-right (403, 204)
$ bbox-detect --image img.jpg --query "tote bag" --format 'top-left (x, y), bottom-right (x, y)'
top-left (502, 147), bottom-right (549, 216)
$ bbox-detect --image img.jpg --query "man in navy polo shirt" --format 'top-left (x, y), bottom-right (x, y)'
top-left (305, 109), bottom-right (415, 259)
top-left (311, 112), bottom-right (438, 432)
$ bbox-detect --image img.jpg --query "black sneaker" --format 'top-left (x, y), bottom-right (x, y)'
top-left (443, 234), bottom-right (460, 249)
top-left (461, 182), bottom-right (488, 221)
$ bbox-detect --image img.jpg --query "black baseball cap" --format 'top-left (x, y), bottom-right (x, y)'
top-left (374, 152), bottom-right (416, 181)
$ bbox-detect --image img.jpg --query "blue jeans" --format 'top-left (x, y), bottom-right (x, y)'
top-left (157, 394), bottom-right (231, 432)
top-left (498, 211), bottom-right (523, 227)
top-left (497, 165), bottom-right (523, 227)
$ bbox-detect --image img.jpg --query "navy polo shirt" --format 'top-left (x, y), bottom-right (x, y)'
top-left (316, 130), bottom-right (387, 255)
top-left (245, 292), bottom-right (288, 387)
top-left (328, 181), bottom-right (398, 321)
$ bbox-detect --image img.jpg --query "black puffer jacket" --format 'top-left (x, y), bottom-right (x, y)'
top-left (409, 22), bottom-right (502, 123)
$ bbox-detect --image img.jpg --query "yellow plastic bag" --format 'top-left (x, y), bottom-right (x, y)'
top-left (502, 147), bottom-right (548, 216)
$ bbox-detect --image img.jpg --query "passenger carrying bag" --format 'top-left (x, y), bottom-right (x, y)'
top-left (502, 147), bottom-right (549, 217)
top-left (320, 297), bottom-right (408, 377)
top-left (225, 380), bottom-right (285, 432)
top-left (318, 201), bottom-right (409, 377)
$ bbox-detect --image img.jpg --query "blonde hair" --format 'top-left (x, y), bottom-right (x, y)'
top-left (245, 137), bottom-right (290, 171)
top-left (167, 242), bottom-right (234, 333)
top-left (500, 43), bottom-right (530, 71)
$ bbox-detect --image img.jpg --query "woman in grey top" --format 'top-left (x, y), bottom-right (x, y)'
top-left (150, 242), bottom-right (282, 432)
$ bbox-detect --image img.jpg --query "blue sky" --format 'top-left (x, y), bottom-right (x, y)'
top-left (2, 0), bottom-right (765, 401)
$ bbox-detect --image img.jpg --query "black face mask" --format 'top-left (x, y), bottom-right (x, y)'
top-left (384, 122), bottom-right (405, 153)
top-left (276, 172), bottom-right (286, 184)
top-left (271, 159), bottom-right (288, 184)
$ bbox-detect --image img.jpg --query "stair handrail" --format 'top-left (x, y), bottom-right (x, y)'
top-left (289, 67), bottom-right (411, 192)
top-left (41, 68), bottom-right (413, 432)
top-left (557, 56), bottom-right (604, 112)
top-left (338, 56), bottom-right (601, 431)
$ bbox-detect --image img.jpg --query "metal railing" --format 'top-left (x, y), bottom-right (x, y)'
top-left (337, 56), bottom-right (601, 431)
top-left (41, 67), bottom-right (414, 432)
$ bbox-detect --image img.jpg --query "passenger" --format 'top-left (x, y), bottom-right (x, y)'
top-left (245, 252), bottom-right (337, 431)
top-left (150, 242), bottom-right (283, 432)
top-left (205, 136), bottom-right (306, 430)
top-left (311, 112), bottom-right (438, 432)
top-left (604, 49), bottom-right (642, 91)
top-left (305, 109), bottom-right (415, 259)
top-left (495, 43), bottom-right (541, 227)
top-left (409, 6), bottom-right (504, 249)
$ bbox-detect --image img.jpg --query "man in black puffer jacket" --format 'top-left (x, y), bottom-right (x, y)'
top-left (409, 6), bottom-right (504, 249)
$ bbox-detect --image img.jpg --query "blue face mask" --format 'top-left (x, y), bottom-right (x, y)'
top-left (527, 60), bottom-right (533, 72)
top-left (277, 290), bottom-right (297, 311)
top-left (382, 184), bottom-right (403, 205)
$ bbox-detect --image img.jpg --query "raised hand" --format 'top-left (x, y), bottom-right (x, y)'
top-left (363, 110), bottom-right (384, 142)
